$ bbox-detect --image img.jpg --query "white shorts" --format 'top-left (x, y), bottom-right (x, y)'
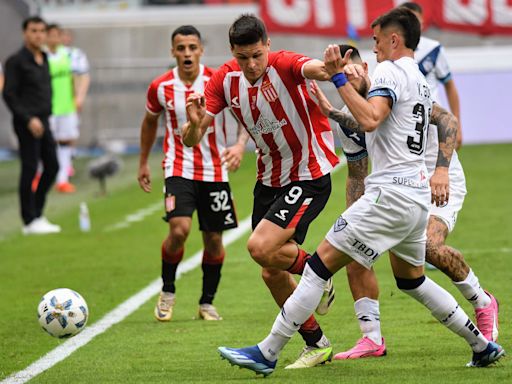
top-left (50, 113), bottom-right (80, 141)
top-left (429, 167), bottom-right (467, 233)
top-left (325, 186), bottom-right (429, 269)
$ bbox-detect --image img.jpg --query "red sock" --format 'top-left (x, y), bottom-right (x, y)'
top-left (300, 315), bottom-right (320, 332)
top-left (287, 248), bottom-right (311, 275)
top-left (161, 240), bottom-right (184, 264)
top-left (202, 250), bottom-right (225, 265)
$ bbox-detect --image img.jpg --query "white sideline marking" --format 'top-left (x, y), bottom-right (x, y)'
top-left (2, 158), bottom-right (347, 383)
top-left (103, 202), bottom-right (162, 232)
top-left (2, 218), bottom-right (252, 384)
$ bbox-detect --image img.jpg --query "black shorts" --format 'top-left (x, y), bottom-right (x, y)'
top-left (163, 177), bottom-right (238, 232)
top-left (252, 174), bottom-right (331, 244)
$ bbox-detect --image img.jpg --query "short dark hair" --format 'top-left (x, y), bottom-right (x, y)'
top-left (46, 23), bottom-right (61, 32)
top-left (400, 2), bottom-right (423, 15)
top-left (172, 25), bottom-right (201, 43)
top-left (22, 16), bottom-right (46, 31)
top-left (371, 8), bottom-right (420, 50)
top-left (229, 14), bottom-right (267, 48)
top-left (339, 44), bottom-right (362, 63)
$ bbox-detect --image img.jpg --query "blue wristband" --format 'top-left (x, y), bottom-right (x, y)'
top-left (331, 72), bottom-right (347, 88)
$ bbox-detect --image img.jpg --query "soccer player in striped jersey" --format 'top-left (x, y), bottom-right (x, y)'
top-left (183, 14), bottom-right (338, 368)
top-left (310, 44), bottom-right (499, 360)
top-left (138, 25), bottom-right (248, 322)
top-left (216, 8), bottom-right (504, 375)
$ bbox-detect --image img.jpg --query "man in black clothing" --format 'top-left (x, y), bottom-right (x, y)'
top-left (3, 16), bottom-right (61, 234)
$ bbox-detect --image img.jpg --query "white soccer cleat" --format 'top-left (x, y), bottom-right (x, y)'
top-left (198, 304), bottom-right (223, 320)
top-left (154, 291), bottom-right (175, 322)
top-left (22, 217), bottom-right (61, 235)
top-left (315, 277), bottom-right (335, 315)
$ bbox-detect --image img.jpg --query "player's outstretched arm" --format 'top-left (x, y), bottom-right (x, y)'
top-left (182, 93), bottom-right (212, 147)
top-left (324, 45), bottom-right (390, 132)
top-left (303, 59), bottom-right (331, 81)
top-left (138, 111), bottom-right (160, 193)
top-left (429, 103), bottom-right (458, 206)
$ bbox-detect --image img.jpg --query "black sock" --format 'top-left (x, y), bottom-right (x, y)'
top-left (162, 259), bottom-right (178, 293)
top-left (298, 327), bottom-right (323, 347)
top-left (199, 263), bottom-right (222, 304)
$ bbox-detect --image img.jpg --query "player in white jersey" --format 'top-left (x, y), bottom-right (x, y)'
top-left (401, 2), bottom-right (462, 149)
top-left (138, 25), bottom-right (248, 322)
top-left (183, 14), bottom-right (338, 369)
top-left (216, 8), bottom-right (504, 376)
top-left (310, 45), bottom-right (499, 360)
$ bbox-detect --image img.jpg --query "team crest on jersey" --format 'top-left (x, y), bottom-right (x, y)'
top-left (334, 216), bottom-right (347, 232)
top-left (261, 80), bottom-right (278, 103)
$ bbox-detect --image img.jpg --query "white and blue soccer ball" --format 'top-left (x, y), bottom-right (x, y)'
top-left (37, 288), bottom-right (89, 338)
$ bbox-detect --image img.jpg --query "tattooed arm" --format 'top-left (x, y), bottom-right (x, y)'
top-left (328, 109), bottom-right (366, 134)
top-left (346, 156), bottom-right (369, 207)
top-left (429, 103), bottom-right (458, 206)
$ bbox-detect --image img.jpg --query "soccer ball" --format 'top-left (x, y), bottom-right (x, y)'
top-left (37, 288), bottom-right (89, 338)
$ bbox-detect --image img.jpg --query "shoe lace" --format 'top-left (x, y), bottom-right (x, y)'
top-left (159, 294), bottom-right (174, 311)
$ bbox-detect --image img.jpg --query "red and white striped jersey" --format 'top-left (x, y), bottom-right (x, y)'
top-left (205, 50), bottom-right (338, 187)
top-left (146, 64), bottom-right (228, 182)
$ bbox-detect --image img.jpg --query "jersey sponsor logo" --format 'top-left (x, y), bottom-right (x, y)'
top-left (275, 209), bottom-right (289, 221)
top-left (372, 77), bottom-right (397, 90)
top-left (231, 96), bottom-right (240, 109)
top-left (352, 239), bottom-right (379, 260)
top-left (392, 176), bottom-right (429, 189)
top-left (334, 216), bottom-right (347, 232)
top-left (249, 116), bottom-right (287, 135)
top-left (261, 80), bottom-right (279, 103)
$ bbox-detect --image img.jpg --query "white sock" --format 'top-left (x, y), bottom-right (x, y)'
top-left (452, 269), bottom-right (491, 309)
top-left (56, 145), bottom-right (72, 184)
top-left (400, 276), bottom-right (488, 352)
top-left (258, 264), bottom-right (327, 361)
top-left (354, 297), bottom-right (382, 345)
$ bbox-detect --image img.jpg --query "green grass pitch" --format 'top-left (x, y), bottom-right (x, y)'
top-left (0, 144), bottom-right (510, 383)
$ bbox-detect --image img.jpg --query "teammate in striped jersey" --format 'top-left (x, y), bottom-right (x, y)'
top-left (138, 25), bottom-right (248, 323)
top-left (310, 45), bottom-right (499, 360)
top-left (183, 14), bottom-right (338, 368)
top-left (216, 8), bottom-right (504, 375)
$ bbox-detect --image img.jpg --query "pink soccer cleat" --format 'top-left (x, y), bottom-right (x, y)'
top-left (475, 291), bottom-right (499, 342)
top-left (334, 337), bottom-right (386, 360)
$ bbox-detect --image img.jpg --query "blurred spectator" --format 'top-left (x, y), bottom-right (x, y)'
top-left (46, 24), bottom-right (90, 193)
top-left (2, 16), bottom-right (61, 235)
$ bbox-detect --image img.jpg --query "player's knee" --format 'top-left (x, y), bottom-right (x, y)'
top-left (247, 236), bottom-right (272, 266)
top-left (169, 225), bottom-right (190, 247)
top-left (203, 232), bottom-right (223, 254)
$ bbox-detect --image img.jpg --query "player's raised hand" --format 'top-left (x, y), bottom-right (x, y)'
top-left (430, 167), bottom-right (450, 206)
top-left (343, 63), bottom-right (365, 79)
top-left (137, 163), bottom-right (152, 193)
top-left (310, 80), bottom-right (333, 117)
top-left (324, 44), bottom-right (352, 76)
top-left (186, 93), bottom-right (206, 126)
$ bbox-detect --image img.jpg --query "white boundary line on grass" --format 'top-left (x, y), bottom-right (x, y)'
top-left (2, 158), bottom-right (348, 383)
top-left (2, 217), bottom-right (252, 384)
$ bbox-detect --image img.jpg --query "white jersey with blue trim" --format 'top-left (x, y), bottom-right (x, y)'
top-left (365, 57), bottom-right (432, 208)
top-left (415, 36), bottom-right (451, 103)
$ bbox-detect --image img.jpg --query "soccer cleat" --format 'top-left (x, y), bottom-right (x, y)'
top-left (285, 335), bottom-right (333, 369)
top-left (154, 291), bottom-right (175, 322)
top-left (198, 304), bottom-right (222, 320)
top-left (334, 337), bottom-right (386, 360)
top-left (315, 277), bottom-right (335, 315)
top-left (22, 217), bottom-right (61, 235)
top-left (56, 182), bottom-right (76, 193)
top-left (467, 341), bottom-right (505, 367)
top-left (475, 291), bottom-right (499, 342)
top-left (218, 345), bottom-right (276, 376)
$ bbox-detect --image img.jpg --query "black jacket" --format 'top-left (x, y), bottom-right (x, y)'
top-left (2, 46), bottom-right (52, 126)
